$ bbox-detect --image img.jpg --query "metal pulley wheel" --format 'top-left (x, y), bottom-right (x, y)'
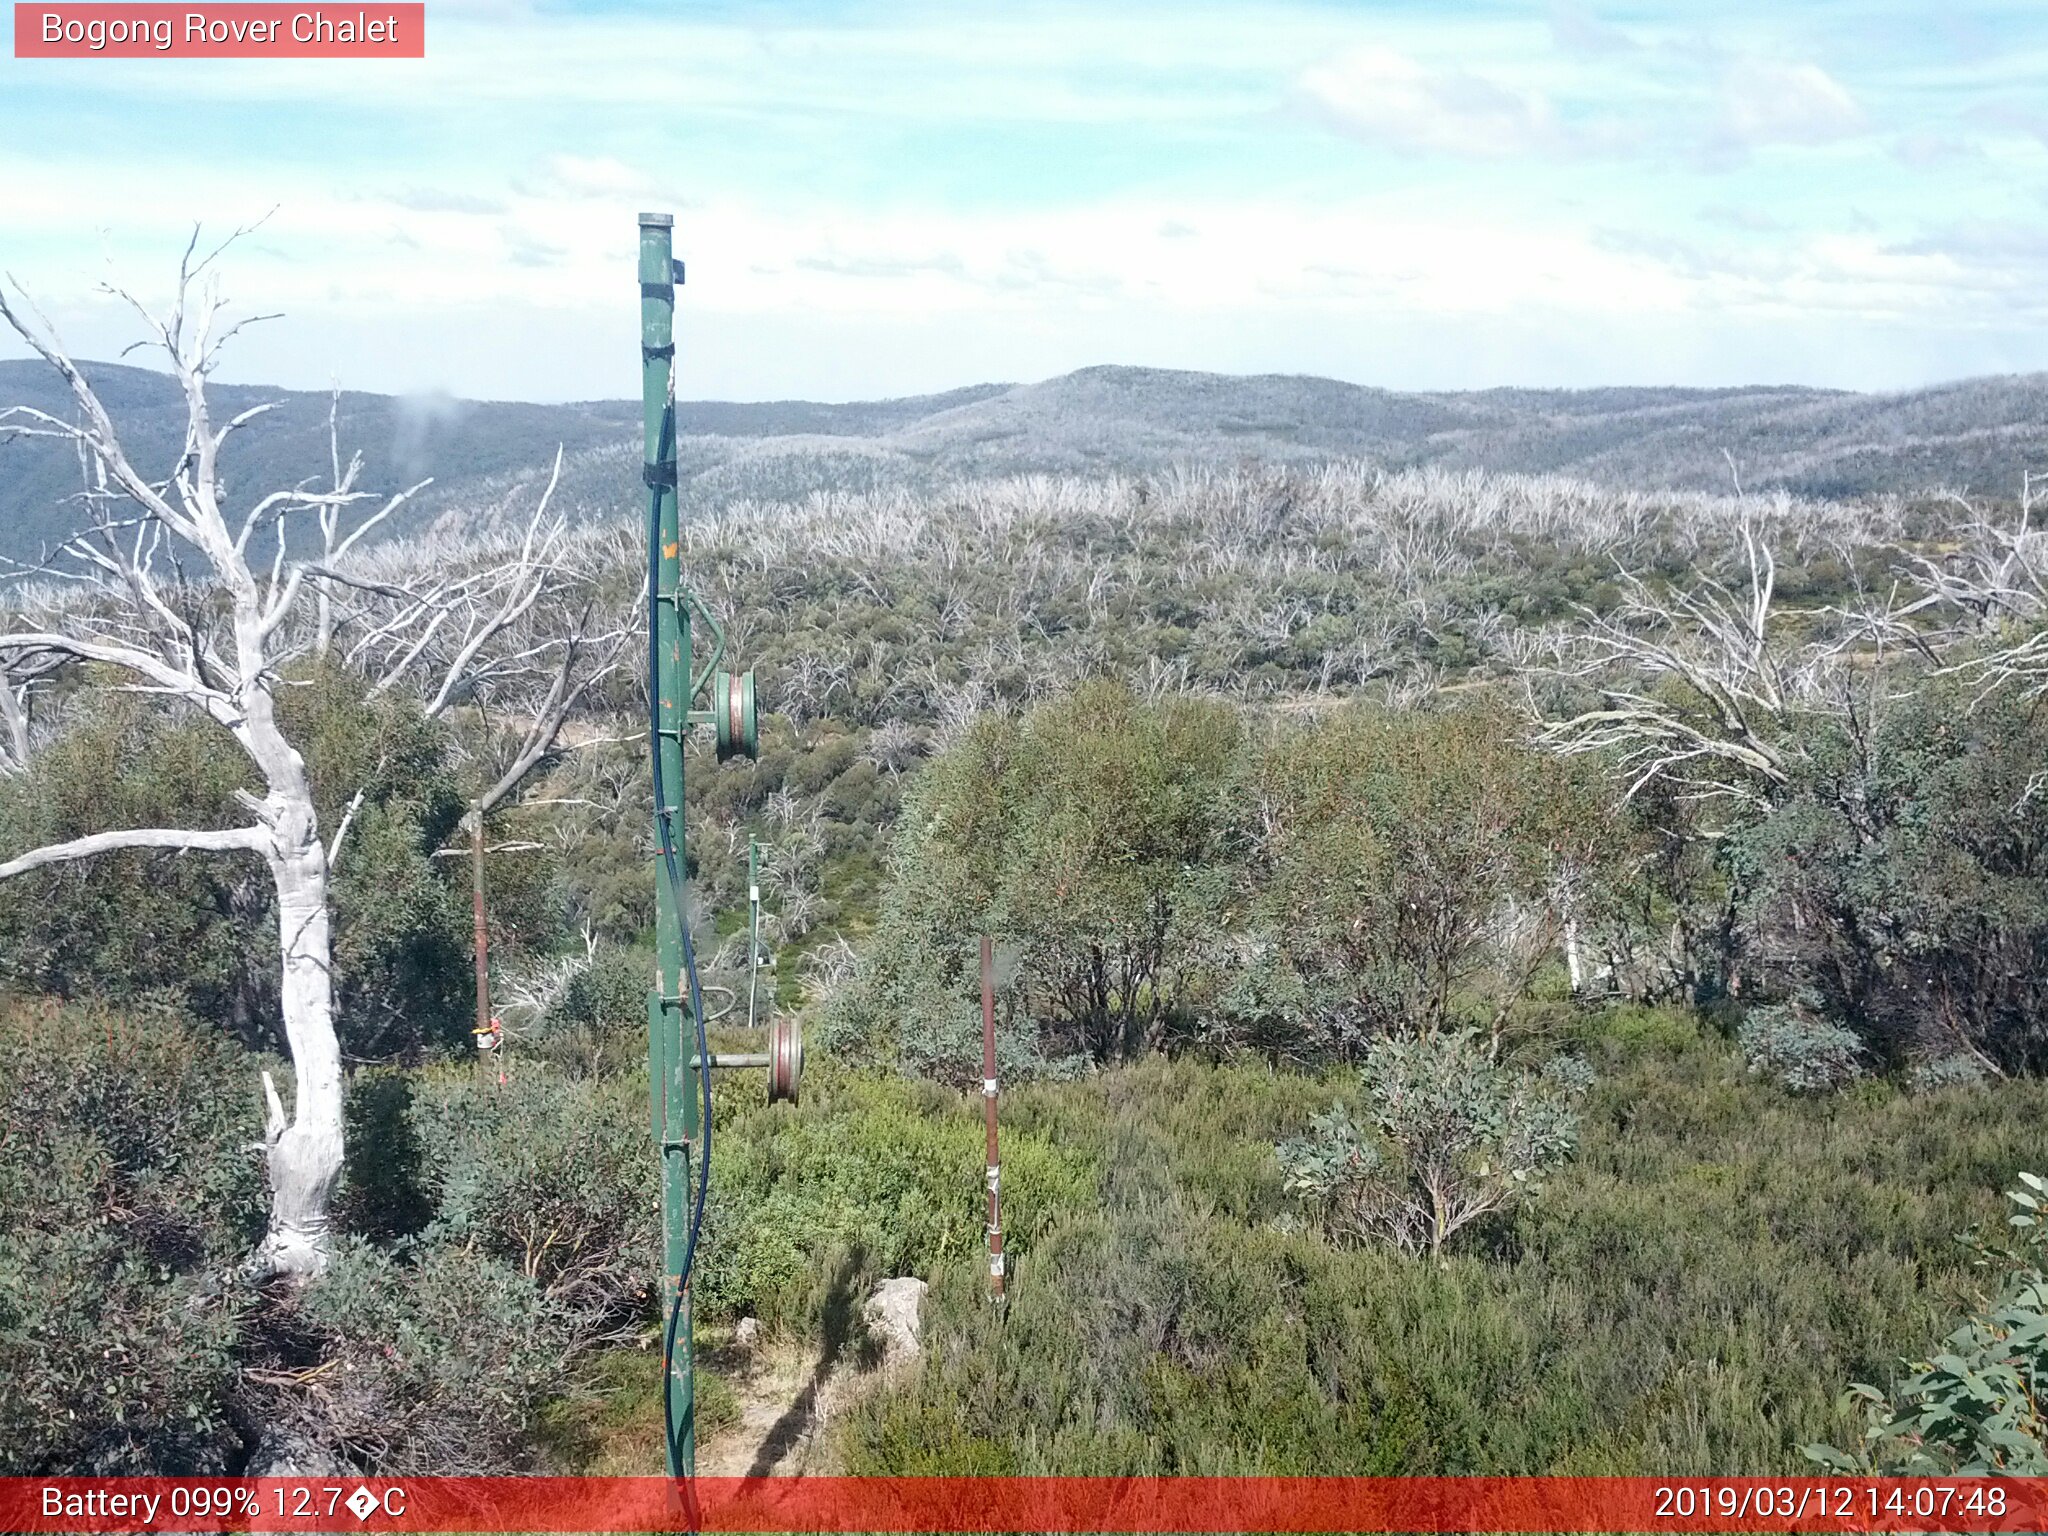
top-left (767, 1012), bottom-right (802, 1105)
top-left (713, 669), bottom-right (758, 762)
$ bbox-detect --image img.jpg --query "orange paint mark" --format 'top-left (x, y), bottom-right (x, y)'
top-left (663, 542), bottom-right (678, 558)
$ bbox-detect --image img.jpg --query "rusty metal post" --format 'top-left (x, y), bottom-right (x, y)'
top-left (470, 807), bottom-right (502, 1080)
top-left (981, 934), bottom-right (1005, 1306)
top-left (471, 813), bottom-right (489, 1034)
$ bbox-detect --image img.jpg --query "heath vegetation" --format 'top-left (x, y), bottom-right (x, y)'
top-left (6, 304), bottom-right (2048, 1474)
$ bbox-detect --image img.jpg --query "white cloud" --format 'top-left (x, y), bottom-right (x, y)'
top-left (1719, 58), bottom-right (1865, 146)
top-left (793, 251), bottom-right (968, 280)
top-left (1975, 101), bottom-right (2048, 147)
top-left (4, 5), bottom-right (2043, 400)
top-left (9, 9), bottom-right (1286, 127)
top-left (1297, 46), bottom-right (1565, 159)
top-left (10, 197), bottom-right (2045, 400)
top-left (522, 154), bottom-right (654, 200)
top-left (7, 151), bottom-right (2042, 399)
top-left (1889, 133), bottom-right (1984, 167)
top-left (1700, 203), bottom-right (1785, 233)
top-left (387, 188), bottom-right (505, 216)
top-left (1548, 2), bottom-right (1637, 57)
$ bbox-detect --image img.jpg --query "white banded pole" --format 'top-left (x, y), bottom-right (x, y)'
top-left (980, 933), bottom-right (1005, 1306)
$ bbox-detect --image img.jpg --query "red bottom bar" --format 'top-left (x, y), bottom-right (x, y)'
top-left (3, 1477), bottom-right (2045, 1533)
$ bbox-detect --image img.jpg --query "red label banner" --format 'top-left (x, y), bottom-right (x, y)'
top-left (13, 4), bottom-right (424, 57)
top-left (1, 1477), bottom-right (2045, 1533)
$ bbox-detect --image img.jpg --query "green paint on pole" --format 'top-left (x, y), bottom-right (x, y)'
top-left (640, 209), bottom-right (697, 1481)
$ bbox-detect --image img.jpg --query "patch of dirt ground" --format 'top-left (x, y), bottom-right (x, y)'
top-left (696, 1334), bottom-right (869, 1477)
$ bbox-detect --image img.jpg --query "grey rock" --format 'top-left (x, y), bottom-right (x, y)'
top-left (862, 1277), bottom-right (927, 1364)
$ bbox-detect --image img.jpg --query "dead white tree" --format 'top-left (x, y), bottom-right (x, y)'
top-left (862, 718), bottom-right (925, 777)
top-left (0, 237), bottom-right (594, 1277)
top-left (1900, 477), bottom-right (2048, 697)
top-left (1529, 525), bottom-right (1803, 808)
top-left (338, 455), bottom-right (629, 1048)
top-left (0, 649), bottom-right (61, 775)
top-left (304, 437), bottom-right (627, 1061)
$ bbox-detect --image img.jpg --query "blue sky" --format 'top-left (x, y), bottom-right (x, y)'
top-left (3, 0), bottom-right (2047, 400)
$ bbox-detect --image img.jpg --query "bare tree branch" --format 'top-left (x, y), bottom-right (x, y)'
top-left (1896, 476), bottom-right (2048, 699)
top-left (0, 823), bottom-right (266, 879)
top-left (1527, 523), bottom-right (1809, 806)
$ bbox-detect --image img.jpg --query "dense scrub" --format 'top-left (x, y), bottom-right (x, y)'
top-left (303, 460), bottom-right (2020, 1015)
top-left (836, 1020), bottom-right (2047, 1475)
top-left (0, 1001), bottom-right (651, 1475)
top-left (8, 972), bottom-right (2044, 1475)
top-left (1726, 681), bottom-right (2048, 1076)
top-left (0, 1001), bottom-right (262, 1473)
top-left (0, 670), bottom-right (509, 1061)
top-left (9, 458), bottom-right (2048, 1476)
top-left (1811, 1171), bottom-right (2048, 1475)
top-left (829, 686), bottom-right (1629, 1076)
top-left (697, 1061), bottom-right (1095, 1336)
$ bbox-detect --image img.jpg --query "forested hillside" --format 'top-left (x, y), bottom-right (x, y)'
top-left (6, 445), bottom-right (2048, 1477)
top-left (6, 358), bottom-right (2048, 564)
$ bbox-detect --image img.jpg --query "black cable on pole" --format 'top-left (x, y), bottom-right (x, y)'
top-left (647, 401), bottom-right (713, 1477)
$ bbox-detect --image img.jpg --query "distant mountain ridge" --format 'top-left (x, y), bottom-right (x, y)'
top-left (2, 359), bottom-right (2043, 563)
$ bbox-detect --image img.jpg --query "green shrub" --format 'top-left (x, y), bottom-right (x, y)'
top-left (0, 698), bottom-right (257, 1030)
top-left (839, 1041), bottom-right (2048, 1476)
top-left (1738, 1002), bottom-right (1866, 1094)
top-left (0, 1001), bottom-right (262, 1474)
top-left (1808, 1173), bottom-right (2047, 1475)
top-left (1577, 1002), bottom-right (1701, 1060)
top-left (400, 1065), bottom-right (658, 1342)
top-left (842, 691), bottom-right (1633, 1076)
top-left (0, 671), bottom-right (474, 1060)
top-left (0, 1000), bottom-right (657, 1476)
top-left (298, 1063), bottom-right (659, 1472)
top-left (1277, 1031), bottom-right (1587, 1255)
top-left (0, 1204), bottom-right (247, 1475)
top-left (834, 681), bottom-right (1242, 1072)
top-left (1910, 1054), bottom-right (1992, 1095)
top-left (697, 1063), bottom-right (1096, 1334)
top-left (1728, 682), bottom-right (2048, 1075)
top-left (276, 1237), bottom-right (570, 1474)
top-left (551, 946), bottom-right (649, 1038)
top-left (336, 1069), bottom-right (436, 1242)
top-left (1236, 704), bottom-right (1630, 1055)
